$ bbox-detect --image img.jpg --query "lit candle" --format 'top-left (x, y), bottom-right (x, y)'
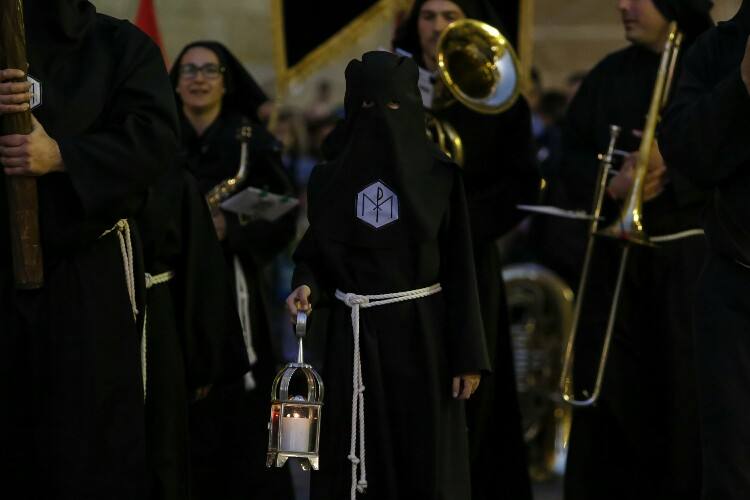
top-left (280, 412), bottom-right (312, 452)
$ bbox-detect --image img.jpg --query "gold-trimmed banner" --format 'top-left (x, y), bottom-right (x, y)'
top-left (272, 0), bottom-right (392, 95)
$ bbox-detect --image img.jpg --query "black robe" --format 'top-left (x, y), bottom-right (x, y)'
top-left (659, 9), bottom-right (750, 497)
top-left (182, 109), bottom-right (297, 500)
top-left (431, 98), bottom-right (539, 500)
top-left (137, 165), bottom-right (249, 500)
top-left (559, 44), bottom-right (706, 500)
top-left (393, 2), bottom-right (540, 495)
top-left (0, 13), bottom-right (179, 500)
top-left (294, 160), bottom-right (490, 500)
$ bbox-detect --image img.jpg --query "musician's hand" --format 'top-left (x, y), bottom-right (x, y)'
top-left (286, 285), bottom-right (312, 322)
top-left (212, 211), bottom-right (227, 241)
top-left (608, 132), bottom-right (667, 202)
top-left (452, 373), bottom-right (481, 400)
top-left (0, 69), bottom-right (31, 115)
top-left (741, 35), bottom-right (750, 94)
top-left (1, 115), bottom-right (64, 176)
top-left (607, 159), bottom-right (634, 200)
top-left (643, 144), bottom-right (667, 202)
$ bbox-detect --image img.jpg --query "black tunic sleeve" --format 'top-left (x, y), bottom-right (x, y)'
top-left (441, 170), bottom-right (491, 376)
top-left (464, 99), bottom-right (540, 242)
top-left (57, 25), bottom-right (179, 216)
top-left (559, 68), bottom-right (609, 207)
top-left (660, 32), bottom-right (750, 189)
top-left (291, 228), bottom-right (327, 308)
top-left (178, 171), bottom-right (249, 389)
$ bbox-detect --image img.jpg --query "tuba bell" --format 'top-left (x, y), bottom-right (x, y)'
top-left (435, 18), bottom-right (522, 114)
top-left (426, 18), bottom-right (522, 162)
top-left (504, 264), bottom-right (574, 480)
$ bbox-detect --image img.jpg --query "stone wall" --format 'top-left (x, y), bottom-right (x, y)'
top-left (93, 0), bottom-right (743, 105)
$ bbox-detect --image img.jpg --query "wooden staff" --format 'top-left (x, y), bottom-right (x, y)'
top-left (1, 0), bottom-right (43, 289)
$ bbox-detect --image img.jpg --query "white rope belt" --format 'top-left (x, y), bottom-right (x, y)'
top-left (99, 219), bottom-right (138, 320)
top-left (141, 271), bottom-right (175, 400)
top-left (334, 283), bottom-right (442, 499)
top-left (650, 228), bottom-right (705, 243)
top-left (234, 256), bottom-right (258, 391)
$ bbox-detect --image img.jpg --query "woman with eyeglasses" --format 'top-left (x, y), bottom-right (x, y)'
top-left (170, 41), bottom-right (296, 500)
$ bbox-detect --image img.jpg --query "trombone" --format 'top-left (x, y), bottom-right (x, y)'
top-left (559, 22), bottom-right (684, 407)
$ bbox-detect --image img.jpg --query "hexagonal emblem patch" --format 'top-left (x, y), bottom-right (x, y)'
top-left (27, 75), bottom-right (41, 110)
top-left (356, 181), bottom-right (399, 229)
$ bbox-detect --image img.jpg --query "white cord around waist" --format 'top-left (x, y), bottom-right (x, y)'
top-left (650, 228), bottom-right (705, 243)
top-left (234, 256), bottom-right (258, 391)
top-left (334, 283), bottom-right (442, 500)
top-left (99, 219), bottom-right (138, 320)
top-left (141, 271), bottom-right (175, 400)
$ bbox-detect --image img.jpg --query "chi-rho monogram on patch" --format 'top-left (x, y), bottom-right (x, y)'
top-left (356, 181), bottom-right (399, 229)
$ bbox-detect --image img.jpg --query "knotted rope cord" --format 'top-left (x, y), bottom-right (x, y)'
top-left (99, 220), bottom-right (138, 319)
top-left (334, 283), bottom-right (442, 499)
top-left (141, 271), bottom-right (175, 400)
top-left (233, 256), bottom-right (258, 391)
top-left (650, 228), bottom-right (705, 243)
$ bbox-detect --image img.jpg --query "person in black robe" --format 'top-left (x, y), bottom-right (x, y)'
top-left (0, 1), bottom-right (178, 498)
top-left (393, 2), bottom-right (539, 498)
top-left (169, 41), bottom-right (296, 500)
top-left (659, 3), bottom-right (750, 497)
top-left (557, 1), bottom-right (713, 498)
top-left (286, 50), bottom-right (489, 500)
top-left (137, 163), bottom-right (250, 500)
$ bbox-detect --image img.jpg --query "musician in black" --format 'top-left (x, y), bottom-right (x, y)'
top-left (558, 1), bottom-right (712, 498)
top-left (169, 41), bottom-right (296, 500)
top-left (660, 2), bottom-right (750, 496)
top-left (393, 1), bottom-right (539, 498)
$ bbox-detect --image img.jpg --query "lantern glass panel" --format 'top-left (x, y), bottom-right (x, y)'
top-left (279, 403), bottom-right (319, 453)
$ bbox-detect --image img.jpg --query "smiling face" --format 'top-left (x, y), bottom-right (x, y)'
top-left (618, 0), bottom-right (671, 52)
top-left (417, 0), bottom-right (466, 70)
top-left (175, 46), bottom-right (226, 115)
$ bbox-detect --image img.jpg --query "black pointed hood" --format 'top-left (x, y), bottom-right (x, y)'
top-left (309, 51), bottom-right (454, 248)
top-left (24, 0), bottom-right (96, 47)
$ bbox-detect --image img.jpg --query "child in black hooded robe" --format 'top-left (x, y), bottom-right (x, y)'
top-left (286, 51), bottom-right (490, 500)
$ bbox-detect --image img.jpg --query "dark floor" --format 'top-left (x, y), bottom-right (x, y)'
top-left (534, 478), bottom-right (563, 500)
top-left (291, 465), bottom-right (563, 500)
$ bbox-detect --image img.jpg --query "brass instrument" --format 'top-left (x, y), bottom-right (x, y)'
top-left (425, 112), bottom-right (464, 166)
top-left (426, 18), bottom-right (521, 161)
top-left (559, 22), bottom-right (684, 407)
top-left (504, 264), bottom-right (574, 480)
top-left (206, 124), bottom-right (253, 213)
top-left (436, 19), bottom-right (521, 114)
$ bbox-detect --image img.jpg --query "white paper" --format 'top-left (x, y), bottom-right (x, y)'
top-left (516, 205), bottom-right (601, 221)
top-left (221, 186), bottom-right (299, 222)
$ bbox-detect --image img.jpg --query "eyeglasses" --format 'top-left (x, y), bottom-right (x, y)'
top-left (179, 63), bottom-right (226, 80)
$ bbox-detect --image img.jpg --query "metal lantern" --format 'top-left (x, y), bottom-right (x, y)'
top-left (267, 311), bottom-right (324, 471)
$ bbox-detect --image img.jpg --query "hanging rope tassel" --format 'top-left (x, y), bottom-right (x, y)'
top-left (99, 219), bottom-right (138, 319)
top-left (335, 283), bottom-right (442, 499)
top-left (141, 271), bottom-right (175, 400)
top-left (233, 256), bottom-right (258, 391)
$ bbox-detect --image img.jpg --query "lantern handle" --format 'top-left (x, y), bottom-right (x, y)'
top-left (295, 311), bottom-right (308, 364)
